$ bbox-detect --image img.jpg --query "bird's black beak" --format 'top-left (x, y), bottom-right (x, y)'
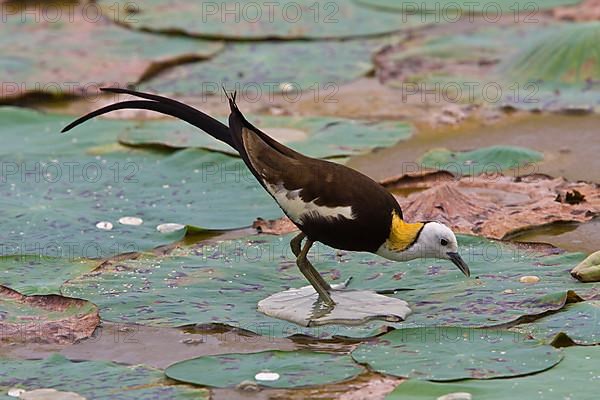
top-left (447, 252), bottom-right (470, 277)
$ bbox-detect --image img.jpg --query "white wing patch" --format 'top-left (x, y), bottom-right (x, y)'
top-left (267, 183), bottom-right (355, 224)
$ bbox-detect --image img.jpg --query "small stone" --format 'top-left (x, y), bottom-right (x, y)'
top-left (95, 221), bottom-right (113, 231)
top-left (254, 371), bottom-right (280, 381)
top-left (7, 388), bottom-right (25, 397)
top-left (279, 82), bottom-right (296, 93)
top-left (118, 216), bottom-right (143, 226)
top-left (236, 380), bottom-right (261, 392)
top-left (19, 388), bottom-right (86, 400)
top-left (519, 275), bottom-right (540, 284)
top-left (437, 393), bottom-right (472, 400)
top-left (156, 223), bottom-right (186, 233)
top-left (180, 337), bottom-right (204, 345)
top-left (503, 289), bottom-right (515, 294)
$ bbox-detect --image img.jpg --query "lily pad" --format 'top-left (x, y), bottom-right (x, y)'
top-left (119, 115), bottom-right (413, 158)
top-left (0, 286), bottom-right (99, 344)
top-left (0, 256), bottom-right (97, 296)
top-left (418, 145), bottom-right (543, 175)
top-left (101, 0), bottom-right (424, 39)
top-left (514, 301), bottom-right (600, 345)
top-left (500, 22), bottom-right (600, 111)
top-left (385, 346), bottom-right (597, 400)
top-left (351, 327), bottom-right (562, 381)
top-left (377, 22), bottom-right (600, 112)
top-left (0, 108), bottom-right (279, 258)
top-left (0, 5), bottom-right (222, 101)
top-left (143, 39), bottom-right (383, 97)
top-left (356, 0), bottom-right (582, 13)
top-left (0, 354), bottom-right (208, 399)
top-left (165, 350), bottom-right (364, 388)
top-left (61, 232), bottom-right (599, 338)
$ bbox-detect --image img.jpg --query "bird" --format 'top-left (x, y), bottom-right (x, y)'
top-left (62, 88), bottom-right (470, 308)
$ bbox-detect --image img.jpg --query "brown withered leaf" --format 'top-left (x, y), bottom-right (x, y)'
top-left (392, 173), bottom-right (600, 239)
top-left (554, 0), bottom-right (600, 21)
top-left (0, 285), bottom-right (99, 345)
top-left (251, 172), bottom-right (599, 241)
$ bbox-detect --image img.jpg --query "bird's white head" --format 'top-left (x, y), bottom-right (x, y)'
top-left (378, 218), bottom-right (470, 277)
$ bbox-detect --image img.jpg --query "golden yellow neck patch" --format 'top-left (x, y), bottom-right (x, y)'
top-left (387, 212), bottom-right (424, 252)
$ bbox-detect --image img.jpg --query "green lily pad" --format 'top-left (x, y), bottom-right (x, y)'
top-left (0, 108), bottom-right (279, 258)
top-left (165, 350), bottom-right (364, 388)
top-left (0, 286), bottom-right (99, 344)
top-left (119, 115), bottom-right (413, 158)
top-left (418, 145), bottom-right (543, 175)
top-left (514, 301), bottom-right (600, 345)
top-left (0, 354), bottom-right (208, 399)
top-left (355, 0), bottom-right (582, 13)
top-left (500, 22), bottom-right (600, 112)
top-left (0, 5), bottom-right (222, 101)
top-left (351, 327), bottom-right (562, 381)
top-left (380, 22), bottom-right (600, 112)
top-left (101, 0), bottom-right (424, 39)
top-left (0, 256), bottom-right (97, 295)
top-left (386, 346), bottom-right (597, 400)
top-left (61, 233), bottom-right (599, 338)
top-left (143, 39), bottom-right (382, 97)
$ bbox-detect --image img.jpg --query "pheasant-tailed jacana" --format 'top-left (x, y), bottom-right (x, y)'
top-left (62, 88), bottom-right (470, 307)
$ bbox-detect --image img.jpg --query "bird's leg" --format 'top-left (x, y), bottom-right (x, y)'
top-left (297, 239), bottom-right (335, 306)
top-left (290, 232), bottom-right (305, 257)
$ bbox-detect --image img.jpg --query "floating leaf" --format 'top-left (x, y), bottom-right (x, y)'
top-left (513, 301), bottom-right (600, 345)
top-left (0, 5), bottom-right (222, 101)
top-left (352, 327), bottom-right (562, 381)
top-left (386, 346), bottom-right (597, 400)
top-left (392, 173), bottom-right (600, 240)
top-left (500, 22), bottom-right (600, 111)
top-left (0, 286), bottom-right (99, 344)
top-left (61, 232), bottom-right (599, 337)
top-left (119, 115), bottom-right (413, 158)
top-left (102, 0), bottom-right (423, 39)
top-left (355, 0), bottom-right (582, 13)
top-left (143, 39), bottom-right (383, 97)
top-left (0, 108), bottom-right (279, 258)
top-left (377, 22), bottom-right (600, 112)
top-left (0, 256), bottom-right (97, 296)
top-left (418, 145), bottom-right (543, 175)
top-left (0, 354), bottom-right (208, 399)
top-left (165, 350), bottom-right (364, 388)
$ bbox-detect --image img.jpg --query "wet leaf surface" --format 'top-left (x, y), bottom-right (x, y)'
top-left (0, 286), bottom-right (99, 345)
top-left (0, 354), bottom-right (208, 399)
top-left (119, 114), bottom-right (413, 158)
top-left (142, 39), bottom-right (386, 97)
top-left (101, 0), bottom-right (424, 39)
top-left (418, 145), bottom-right (543, 175)
top-left (352, 327), bottom-right (562, 380)
top-left (513, 301), bottom-right (600, 345)
top-left (0, 108), bottom-right (279, 258)
top-left (0, 256), bottom-right (97, 296)
top-left (0, 5), bottom-right (222, 101)
top-left (375, 22), bottom-right (600, 112)
top-left (385, 346), bottom-right (598, 400)
top-left (356, 0), bottom-right (582, 13)
top-left (60, 232), bottom-right (599, 337)
top-left (165, 350), bottom-right (364, 388)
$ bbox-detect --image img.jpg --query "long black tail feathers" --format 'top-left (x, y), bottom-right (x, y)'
top-left (61, 88), bottom-right (237, 150)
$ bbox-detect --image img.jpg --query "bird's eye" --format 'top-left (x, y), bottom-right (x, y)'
top-left (440, 239), bottom-right (448, 246)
